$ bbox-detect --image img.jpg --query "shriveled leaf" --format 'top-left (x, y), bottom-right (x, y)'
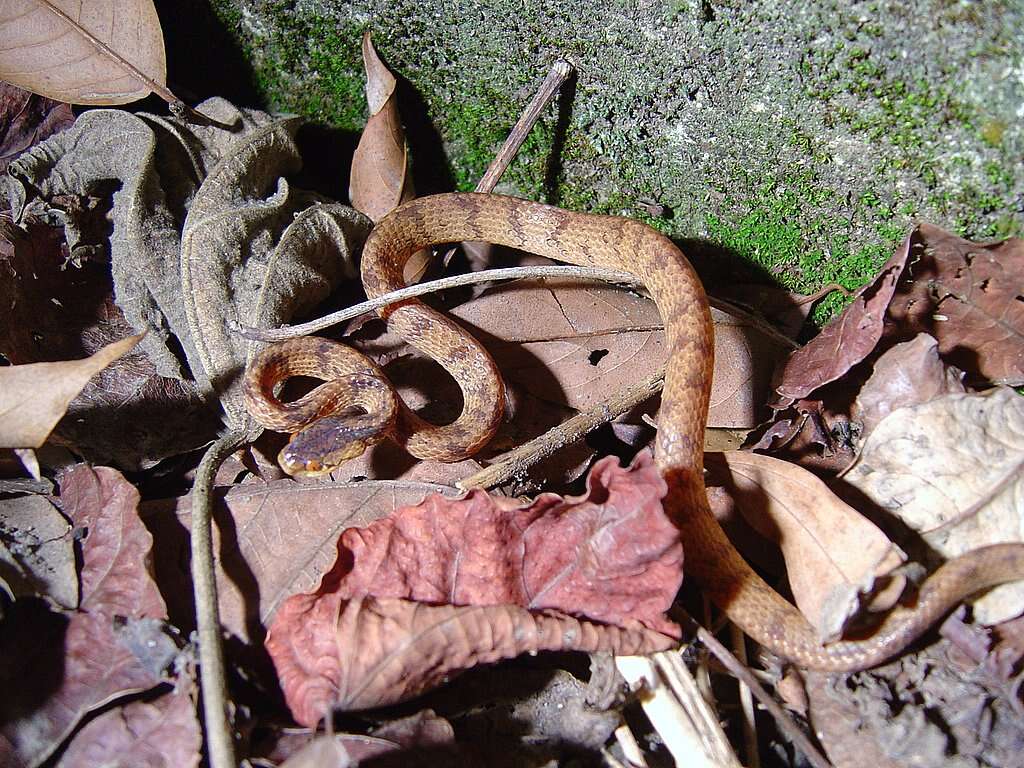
top-left (0, 81), bottom-right (73, 173)
top-left (747, 398), bottom-right (858, 474)
top-left (0, 334), bottom-right (142, 448)
top-left (844, 387), bottom-right (1024, 624)
top-left (452, 278), bottom-right (785, 428)
top-left (266, 453), bottom-right (681, 720)
top-left (0, 0), bottom-right (166, 105)
top-left (143, 478), bottom-right (461, 641)
top-left (854, 333), bottom-right (965, 438)
top-left (56, 675), bottom-right (200, 768)
top-left (776, 233), bottom-right (912, 401)
top-left (0, 494), bottom-right (76, 608)
top-left (706, 452), bottom-right (906, 641)
top-left (0, 465), bottom-right (167, 768)
top-left (887, 224), bottom-right (1024, 385)
top-left (270, 596), bottom-right (673, 723)
top-left (2, 98), bottom-right (370, 433)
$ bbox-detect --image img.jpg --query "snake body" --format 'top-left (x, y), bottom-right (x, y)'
top-left (244, 192), bottom-right (1024, 671)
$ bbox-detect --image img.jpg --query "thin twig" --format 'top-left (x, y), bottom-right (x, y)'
top-left (238, 264), bottom-right (637, 341)
top-left (458, 370), bottom-right (665, 490)
top-left (730, 623), bottom-right (761, 768)
top-left (190, 431), bottom-right (246, 768)
top-left (673, 609), bottom-right (834, 768)
top-left (441, 59), bottom-right (574, 267)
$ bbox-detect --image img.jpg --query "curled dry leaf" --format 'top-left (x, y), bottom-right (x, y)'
top-left (887, 224), bottom-right (1024, 386)
top-left (0, 81), bottom-right (73, 173)
top-left (775, 232), bottom-right (912, 402)
top-left (350, 31), bottom-right (407, 220)
top-left (706, 452), bottom-right (906, 641)
top-left (0, 0), bottom-right (166, 105)
top-left (0, 465), bottom-right (167, 768)
top-left (2, 98), bottom-right (370, 433)
top-left (843, 387), bottom-right (1024, 624)
top-left (0, 494), bottom-right (77, 609)
top-left (266, 453), bottom-right (681, 722)
top-left (0, 334), bottom-right (142, 449)
top-left (854, 333), bottom-right (965, 439)
top-left (272, 597), bottom-right (674, 724)
top-left (143, 478), bottom-right (461, 641)
top-left (55, 675), bottom-right (200, 768)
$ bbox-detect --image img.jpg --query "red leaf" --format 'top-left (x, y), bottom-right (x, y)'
top-left (775, 233), bottom-right (912, 401)
top-left (887, 224), bottom-right (1024, 385)
top-left (0, 82), bottom-right (73, 174)
top-left (0, 466), bottom-right (167, 768)
top-left (266, 453), bottom-right (681, 722)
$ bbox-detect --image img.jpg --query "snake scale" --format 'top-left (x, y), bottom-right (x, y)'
top-left (244, 192), bottom-right (1024, 671)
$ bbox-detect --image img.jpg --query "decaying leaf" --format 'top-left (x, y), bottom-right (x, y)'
top-left (0, 0), bottom-right (166, 105)
top-left (143, 478), bottom-right (462, 640)
top-left (854, 333), bottom-right (965, 438)
top-left (272, 597), bottom-right (673, 725)
top-left (2, 98), bottom-right (371, 432)
top-left (775, 233), bottom-right (912, 401)
top-left (0, 494), bottom-right (76, 609)
top-left (844, 387), bottom-right (1024, 624)
top-left (706, 452), bottom-right (906, 641)
top-left (0, 334), bottom-right (142, 449)
top-left (0, 465), bottom-right (168, 768)
top-left (451, 278), bottom-right (786, 428)
top-left (266, 453), bottom-right (680, 722)
top-left (55, 674), bottom-right (200, 768)
top-left (887, 224), bottom-right (1024, 385)
top-left (0, 215), bottom-right (217, 469)
top-left (0, 81), bottom-right (73, 173)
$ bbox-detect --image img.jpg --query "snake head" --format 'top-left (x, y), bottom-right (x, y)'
top-left (278, 414), bottom-right (384, 477)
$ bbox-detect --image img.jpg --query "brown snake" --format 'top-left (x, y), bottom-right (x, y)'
top-left (244, 192), bottom-right (1024, 671)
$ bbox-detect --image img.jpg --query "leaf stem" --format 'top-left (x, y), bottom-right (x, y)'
top-left (190, 430), bottom-right (246, 768)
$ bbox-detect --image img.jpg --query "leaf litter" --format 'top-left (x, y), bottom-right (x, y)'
top-left (0, 23), bottom-right (1021, 768)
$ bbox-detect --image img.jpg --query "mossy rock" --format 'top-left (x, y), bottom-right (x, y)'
top-left (198, 0), bottom-right (1022, 312)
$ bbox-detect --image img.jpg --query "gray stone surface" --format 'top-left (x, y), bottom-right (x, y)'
top-left (211, 0), bottom-right (1023, 305)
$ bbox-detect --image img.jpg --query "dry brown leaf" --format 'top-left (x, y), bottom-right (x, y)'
top-left (0, 493), bottom-right (76, 609)
top-left (706, 452), bottom-right (906, 641)
top-left (854, 333), bottom-right (965, 438)
top-left (843, 387), bottom-right (1024, 624)
top-left (0, 334), bottom-right (142, 449)
top-left (775, 233), bottom-right (912, 401)
top-left (452, 278), bottom-right (786, 428)
top-left (143, 478), bottom-right (461, 641)
top-left (887, 224), bottom-right (1024, 385)
top-left (0, 0), bottom-right (166, 105)
top-left (349, 31), bottom-right (431, 283)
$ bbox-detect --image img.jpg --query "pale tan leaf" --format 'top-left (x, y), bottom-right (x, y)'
top-left (843, 387), bottom-right (1024, 624)
top-left (707, 451), bottom-right (907, 641)
top-left (0, 0), bottom-right (167, 105)
top-left (0, 334), bottom-right (142, 448)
